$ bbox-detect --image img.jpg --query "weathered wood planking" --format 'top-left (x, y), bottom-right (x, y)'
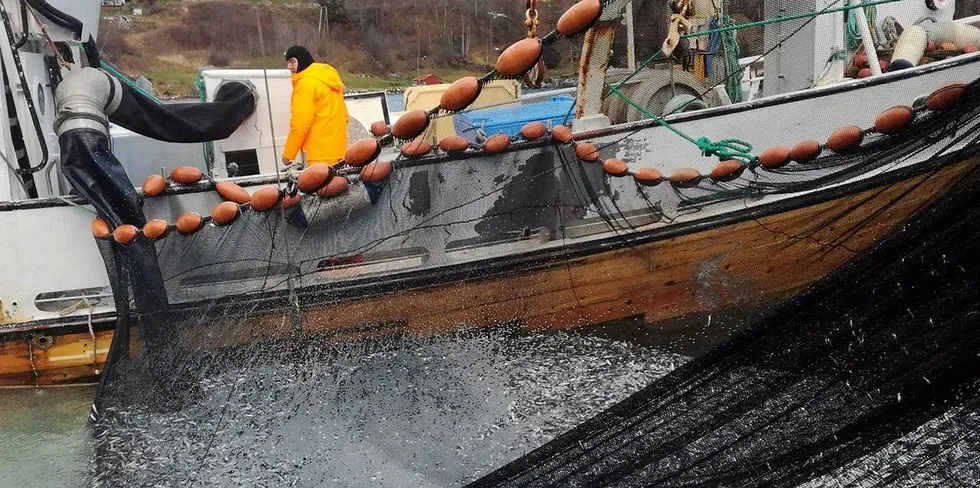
top-left (1, 159), bottom-right (975, 386)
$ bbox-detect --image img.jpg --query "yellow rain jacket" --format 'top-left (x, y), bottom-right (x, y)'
top-left (283, 63), bottom-right (349, 165)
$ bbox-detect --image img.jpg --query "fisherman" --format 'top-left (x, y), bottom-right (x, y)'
top-left (282, 45), bottom-right (349, 167)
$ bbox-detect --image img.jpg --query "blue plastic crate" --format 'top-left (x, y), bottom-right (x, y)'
top-left (452, 95), bottom-right (575, 144)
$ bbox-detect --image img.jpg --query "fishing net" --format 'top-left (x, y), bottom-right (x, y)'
top-left (73, 0), bottom-right (980, 486)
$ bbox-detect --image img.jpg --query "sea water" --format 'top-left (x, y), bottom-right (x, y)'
top-left (0, 386), bottom-right (94, 488)
top-left (1, 329), bottom-right (685, 487)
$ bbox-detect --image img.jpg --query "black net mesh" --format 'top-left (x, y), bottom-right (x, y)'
top-left (75, 1), bottom-right (980, 486)
top-left (470, 159), bottom-right (980, 487)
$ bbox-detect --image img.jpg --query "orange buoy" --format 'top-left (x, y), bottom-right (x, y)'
top-left (484, 134), bottom-right (511, 153)
top-left (250, 186), bottom-right (281, 212)
top-left (633, 167), bottom-right (664, 186)
top-left (297, 164), bottom-right (333, 193)
top-left (112, 224), bottom-right (139, 245)
top-left (602, 158), bottom-right (629, 177)
top-left (143, 219), bottom-right (169, 240)
top-left (215, 181), bottom-right (251, 204)
top-left (142, 174), bottom-right (166, 196)
top-left (551, 125), bottom-right (573, 143)
top-left (575, 142), bottom-right (600, 161)
top-left (710, 160), bottom-right (745, 182)
top-left (439, 135), bottom-right (470, 153)
top-left (520, 122), bottom-right (547, 140)
top-left (211, 201), bottom-right (240, 225)
top-left (964, 45), bottom-right (980, 54)
top-left (557, 0), bottom-right (602, 37)
top-left (282, 193), bottom-right (302, 209)
top-left (370, 121), bottom-right (390, 137)
top-left (91, 218), bottom-right (111, 238)
top-left (361, 161), bottom-right (393, 183)
top-left (440, 77), bottom-right (482, 112)
top-left (939, 42), bottom-right (958, 52)
top-left (790, 140), bottom-right (822, 163)
top-left (670, 168), bottom-right (702, 186)
top-left (169, 166), bottom-right (203, 184)
top-left (391, 110), bottom-right (430, 140)
top-left (759, 146), bottom-right (791, 169)
top-left (925, 82), bottom-right (966, 110)
top-left (496, 38), bottom-right (543, 78)
top-left (853, 53), bottom-right (869, 68)
top-left (401, 139), bottom-right (432, 158)
top-left (318, 175), bottom-right (350, 198)
top-left (875, 106), bottom-right (915, 134)
top-left (826, 126), bottom-right (864, 154)
top-left (857, 68), bottom-right (873, 78)
top-left (345, 138), bottom-right (381, 167)
top-left (176, 212), bottom-right (203, 234)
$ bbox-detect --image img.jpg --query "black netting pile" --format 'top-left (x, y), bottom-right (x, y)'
top-left (470, 161), bottom-right (980, 487)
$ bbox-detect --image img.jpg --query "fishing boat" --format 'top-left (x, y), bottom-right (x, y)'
top-left (1, 0), bottom-right (979, 388)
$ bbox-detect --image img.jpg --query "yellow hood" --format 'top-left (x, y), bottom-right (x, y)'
top-left (291, 63), bottom-right (344, 92)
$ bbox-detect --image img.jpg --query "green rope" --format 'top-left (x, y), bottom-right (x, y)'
top-left (99, 59), bottom-right (161, 104)
top-left (720, 3), bottom-right (743, 103)
top-left (681, 0), bottom-right (899, 40)
top-left (604, 81), bottom-right (754, 163)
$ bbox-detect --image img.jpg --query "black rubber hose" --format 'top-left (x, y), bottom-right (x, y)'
top-left (24, 0), bottom-right (81, 37)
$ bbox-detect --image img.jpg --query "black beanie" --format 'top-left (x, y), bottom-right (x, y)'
top-left (284, 45), bottom-right (315, 73)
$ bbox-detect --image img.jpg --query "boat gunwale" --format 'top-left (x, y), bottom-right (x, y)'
top-left (2, 52), bottom-right (978, 213)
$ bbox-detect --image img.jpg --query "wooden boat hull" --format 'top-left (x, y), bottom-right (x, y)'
top-left (4, 155), bottom-right (976, 387)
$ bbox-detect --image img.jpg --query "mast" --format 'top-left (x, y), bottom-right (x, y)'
top-left (573, 0), bottom-right (631, 132)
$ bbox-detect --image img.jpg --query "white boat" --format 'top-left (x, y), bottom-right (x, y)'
top-left (0, 0), bottom-right (978, 387)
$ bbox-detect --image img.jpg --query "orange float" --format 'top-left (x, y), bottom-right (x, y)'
top-left (759, 146), bottom-right (791, 169)
top-left (143, 219), bottom-right (169, 240)
top-left (361, 161), bottom-right (393, 183)
top-left (710, 160), bottom-right (745, 182)
top-left (484, 134), bottom-right (511, 153)
top-left (925, 82), bottom-right (966, 110)
top-left (790, 141), bottom-right (822, 163)
top-left (391, 110), bottom-right (430, 140)
top-left (633, 167), bottom-right (664, 186)
top-left (401, 139), bottom-right (432, 158)
top-left (575, 142), bottom-right (600, 162)
top-left (439, 135), bottom-right (470, 153)
top-left (874, 106), bottom-right (914, 134)
top-left (670, 168), bottom-right (702, 186)
top-left (297, 164), bottom-right (333, 193)
top-left (211, 201), bottom-right (240, 225)
top-left (496, 38), bottom-right (543, 78)
top-left (370, 121), bottom-right (390, 137)
top-left (826, 126), bottom-right (864, 154)
top-left (176, 212), bottom-right (204, 234)
top-left (215, 181), bottom-right (251, 204)
top-left (169, 166), bottom-right (203, 184)
top-left (345, 138), bottom-right (382, 167)
top-left (557, 0), bottom-right (602, 37)
top-left (250, 186), bottom-right (282, 212)
top-left (318, 176), bottom-right (350, 198)
top-left (91, 218), bottom-right (111, 238)
top-left (141, 174), bottom-right (166, 196)
top-left (602, 158), bottom-right (629, 177)
top-left (440, 77), bottom-right (482, 112)
top-left (112, 224), bottom-right (139, 245)
top-left (551, 125), bottom-right (573, 143)
top-left (520, 122), bottom-right (547, 140)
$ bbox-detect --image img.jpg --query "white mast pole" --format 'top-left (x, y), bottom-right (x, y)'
top-left (849, 0), bottom-right (882, 76)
